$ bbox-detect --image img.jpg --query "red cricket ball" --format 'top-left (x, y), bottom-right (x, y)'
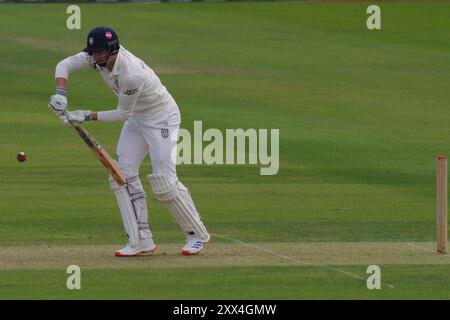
top-left (17, 152), bottom-right (27, 162)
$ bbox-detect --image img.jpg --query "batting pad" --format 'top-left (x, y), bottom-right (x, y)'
top-left (109, 175), bottom-right (140, 245)
top-left (126, 176), bottom-right (152, 240)
top-left (147, 174), bottom-right (209, 240)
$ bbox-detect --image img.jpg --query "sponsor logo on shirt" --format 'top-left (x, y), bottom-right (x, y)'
top-left (123, 88), bottom-right (138, 95)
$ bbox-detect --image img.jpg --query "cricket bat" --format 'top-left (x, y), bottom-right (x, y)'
top-left (71, 123), bottom-right (126, 186)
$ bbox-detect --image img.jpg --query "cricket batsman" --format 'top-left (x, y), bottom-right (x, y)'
top-left (49, 26), bottom-right (210, 257)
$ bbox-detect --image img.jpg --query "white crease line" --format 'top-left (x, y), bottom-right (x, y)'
top-left (212, 234), bottom-right (395, 289)
top-left (405, 243), bottom-right (449, 255)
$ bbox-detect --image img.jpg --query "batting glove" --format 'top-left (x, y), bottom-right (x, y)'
top-left (49, 94), bottom-right (68, 117)
top-left (66, 110), bottom-right (92, 126)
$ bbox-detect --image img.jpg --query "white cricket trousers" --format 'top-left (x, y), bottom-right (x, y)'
top-left (117, 117), bottom-right (179, 184)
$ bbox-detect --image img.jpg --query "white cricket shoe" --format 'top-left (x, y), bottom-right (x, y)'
top-left (181, 234), bottom-right (211, 255)
top-left (115, 238), bottom-right (158, 257)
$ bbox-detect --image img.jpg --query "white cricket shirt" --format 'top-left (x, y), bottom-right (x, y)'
top-left (55, 46), bottom-right (179, 125)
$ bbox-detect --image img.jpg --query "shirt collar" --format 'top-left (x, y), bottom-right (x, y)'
top-left (108, 47), bottom-right (122, 78)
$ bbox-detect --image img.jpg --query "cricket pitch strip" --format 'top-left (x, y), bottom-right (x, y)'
top-left (0, 242), bottom-right (448, 270)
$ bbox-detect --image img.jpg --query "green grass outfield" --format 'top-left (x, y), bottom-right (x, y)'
top-left (0, 2), bottom-right (450, 299)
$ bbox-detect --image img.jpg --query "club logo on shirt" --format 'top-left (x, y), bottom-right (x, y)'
top-left (123, 88), bottom-right (138, 95)
top-left (161, 128), bottom-right (169, 139)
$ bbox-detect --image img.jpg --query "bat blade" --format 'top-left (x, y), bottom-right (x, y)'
top-left (72, 124), bottom-right (126, 186)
